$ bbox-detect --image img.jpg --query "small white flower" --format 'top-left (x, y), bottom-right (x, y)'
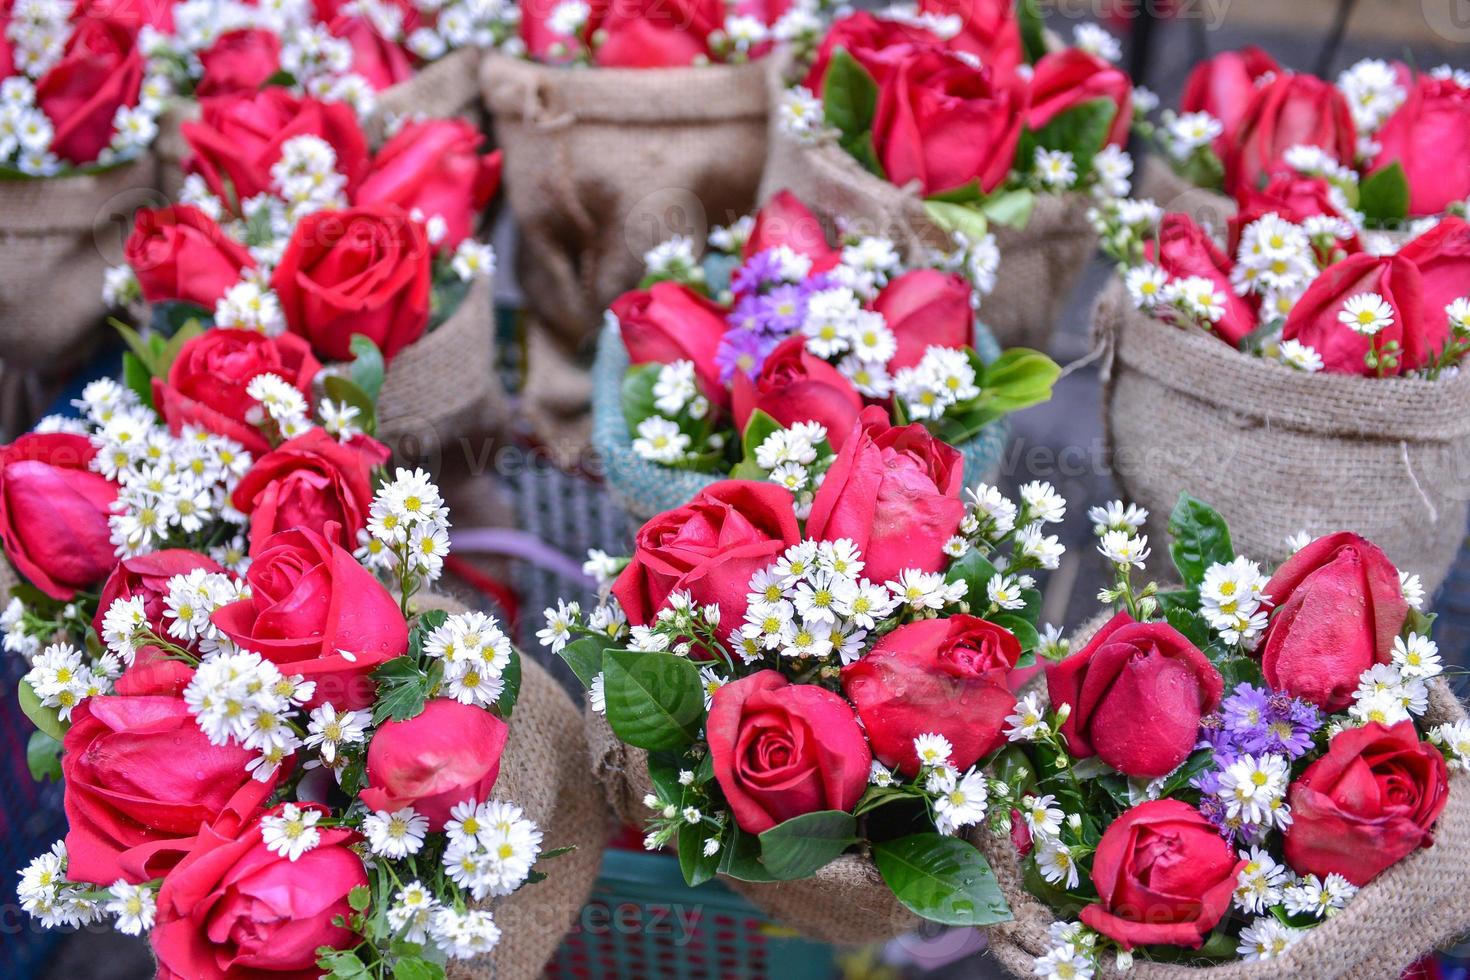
top-left (1430, 720), bottom-right (1470, 770)
top-left (1237, 916), bottom-right (1302, 961)
top-left (1277, 339), bottom-right (1325, 372)
top-left (913, 732), bottom-right (954, 768)
top-left (1400, 571), bottom-right (1426, 610)
top-left (104, 879), bottom-right (156, 936)
top-left (1392, 633), bottom-right (1442, 680)
top-left (1035, 148), bottom-right (1077, 189)
top-left (987, 574), bottom-right (1028, 611)
top-left (1035, 838), bottom-right (1080, 890)
top-left (632, 416), bottom-right (690, 464)
top-left (1005, 693), bottom-right (1050, 742)
top-left (364, 807), bottom-right (429, 858)
top-left (1073, 22), bottom-right (1121, 61)
top-left (1233, 846), bottom-right (1289, 914)
top-left (260, 803), bottom-right (323, 862)
top-left (1338, 291), bottom-right (1395, 336)
top-left (1020, 794), bottom-right (1064, 840)
top-left (1097, 530), bottom-right (1150, 569)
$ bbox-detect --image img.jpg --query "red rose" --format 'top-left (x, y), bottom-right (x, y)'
top-left (1371, 75), bottom-right (1470, 217)
top-left (212, 525), bottom-right (409, 709)
top-left (707, 670), bottom-right (870, 833)
top-left (1027, 48), bottom-right (1133, 149)
top-left (358, 119), bottom-right (502, 252)
top-left (151, 803), bottom-right (365, 979)
top-left (1257, 532), bottom-right (1408, 711)
top-left (154, 329), bottom-right (322, 456)
top-left (231, 429), bottom-right (390, 556)
top-left (807, 405), bottom-right (965, 586)
top-left (517, 0), bottom-right (585, 61)
top-left (330, 14), bottom-right (414, 90)
top-left (1081, 799), bottom-right (1244, 950)
top-left (872, 268), bottom-right (973, 371)
top-left (0, 433), bottom-right (117, 600)
top-left (1146, 213), bottom-right (1258, 344)
top-left (594, 0), bottom-right (721, 67)
top-left (34, 15), bottom-right (143, 164)
top-left (1229, 173), bottom-right (1360, 257)
top-left (1047, 612), bottom-right (1224, 778)
top-left (612, 480), bottom-right (800, 628)
top-left (732, 335), bottom-right (863, 449)
top-left (1398, 216), bottom-right (1470, 345)
top-left (612, 281), bottom-right (731, 408)
top-left (743, 190), bottom-right (841, 274)
top-left (124, 205), bottom-right (255, 309)
top-left (62, 667), bottom-right (277, 886)
top-left (182, 90), bottom-right (369, 212)
top-left (1285, 720), bottom-right (1449, 886)
top-left (918, 0), bottom-right (1022, 77)
top-left (271, 204), bottom-right (432, 363)
top-left (801, 12), bottom-right (942, 92)
top-left (359, 699), bottom-right (509, 830)
top-left (1225, 73), bottom-right (1356, 195)
top-left (1281, 252), bottom-right (1437, 376)
top-left (842, 615), bottom-right (1019, 776)
top-left (196, 28), bottom-right (282, 97)
top-left (93, 549), bottom-right (225, 646)
top-left (1179, 46), bottom-right (1280, 157)
top-left (872, 47), bottom-right (1027, 196)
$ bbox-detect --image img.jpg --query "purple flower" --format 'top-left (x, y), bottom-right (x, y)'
top-left (731, 250), bottom-right (784, 296)
top-left (752, 285), bottom-right (808, 336)
top-left (1222, 683), bottom-right (1271, 741)
top-left (716, 328), bottom-right (780, 383)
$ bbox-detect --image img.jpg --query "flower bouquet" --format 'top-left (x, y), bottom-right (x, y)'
top-left (542, 437), bottom-right (1076, 943)
top-left (764, 5), bottom-right (1142, 348)
top-left (978, 493), bottom-right (1470, 978)
top-left (593, 189), bottom-right (1059, 520)
top-left (1137, 50), bottom-right (1470, 230)
top-left (108, 95), bottom-right (505, 454)
top-left (2, 379), bottom-right (603, 978)
top-left (1090, 196), bottom-right (1470, 591)
top-left (480, 0), bottom-right (804, 444)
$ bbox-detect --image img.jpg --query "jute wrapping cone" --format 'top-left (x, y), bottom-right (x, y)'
top-left (1135, 155), bottom-right (1235, 228)
top-left (1094, 278), bottom-right (1470, 594)
top-left (584, 709), bottom-right (921, 946)
top-left (479, 52), bottom-right (767, 446)
top-left (414, 594), bottom-right (608, 980)
top-left (371, 48), bottom-right (484, 139)
top-left (756, 53), bottom-right (1094, 352)
top-left (978, 614), bottom-right (1470, 980)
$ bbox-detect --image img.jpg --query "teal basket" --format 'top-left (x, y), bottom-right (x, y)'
top-left (592, 319), bottom-right (1012, 522)
top-left (548, 849), bottom-right (836, 979)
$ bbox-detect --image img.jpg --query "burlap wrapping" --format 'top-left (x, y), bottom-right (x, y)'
top-left (479, 52), bottom-right (768, 448)
top-left (413, 593), bottom-right (609, 980)
top-left (371, 47), bottom-right (485, 139)
top-left (756, 53), bottom-right (1093, 353)
top-left (584, 709), bottom-right (922, 945)
top-left (0, 157), bottom-right (160, 370)
top-left (1135, 155), bottom-right (1235, 230)
top-left (979, 646), bottom-right (1470, 978)
top-left (1094, 277), bottom-right (1470, 595)
top-left (589, 314), bottom-right (1012, 522)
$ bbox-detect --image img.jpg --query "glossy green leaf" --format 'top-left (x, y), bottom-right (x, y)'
top-left (347, 334), bottom-right (386, 401)
top-left (822, 47), bottom-right (878, 144)
top-left (873, 833), bottom-right (1012, 926)
top-left (18, 679), bottom-right (66, 742)
top-left (602, 649), bottom-right (705, 750)
top-left (757, 810), bottom-right (857, 880)
top-left (1167, 493), bottom-right (1234, 589)
top-left (27, 730), bottom-right (61, 782)
top-left (557, 637), bottom-right (605, 689)
top-left (1359, 162), bottom-right (1410, 225)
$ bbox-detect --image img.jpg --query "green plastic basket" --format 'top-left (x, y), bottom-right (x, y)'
top-left (547, 849), bottom-right (836, 979)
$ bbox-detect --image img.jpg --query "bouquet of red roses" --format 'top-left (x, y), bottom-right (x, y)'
top-left (978, 493), bottom-right (1469, 977)
top-left (594, 189), bottom-right (1058, 518)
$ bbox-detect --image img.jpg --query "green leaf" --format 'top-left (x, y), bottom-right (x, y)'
top-left (1018, 0), bottom-right (1047, 63)
top-left (111, 319), bottom-right (161, 376)
top-left (926, 180), bottom-right (985, 205)
top-left (1359, 162), bottom-right (1410, 225)
top-left (1020, 852), bottom-right (1092, 917)
top-left (556, 638), bottom-right (605, 688)
top-left (989, 746), bottom-right (1037, 797)
top-left (993, 613), bottom-right (1040, 653)
top-left (757, 810), bottom-right (857, 880)
top-left (924, 201), bottom-right (989, 242)
top-left (27, 730), bottom-right (61, 782)
top-left (979, 348), bottom-right (1060, 415)
top-left (979, 188), bottom-right (1036, 229)
top-left (1175, 146), bottom-right (1226, 191)
top-left (370, 656), bottom-right (430, 725)
top-left (149, 301), bottom-right (212, 338)
top-left (348, 884), bottom-right (371, 912)
top-left (822, 48), bottom-right (878, 146)
top-left (872, 833), bottom-right (1012, 926)
top-left (347, 335), bottom-right (386, 401)
top-left (316, 949), bottom-right (373, 980)
top-left (1167, 493), bottom-right (1235, 590)
top-left (1156, 589), bottom-right (1211, 648)
top-left (428, 276), bottom-right (472, 331)
top-left (945, 547), bottom-right (999, 606)
top-left (677, 823), bottom-right (721, 887)
top-left (157, 317), bottom-right (205, 377)
top-left (122, 351), bottom-right (156, 409)
top-left (392, 959), bottom-right (444, 980)
top-left (740, 409), bottom-right (783, 464)
top-left (717, 825), bottom-right (778, 882)
top-left (494, 648), bottom-right (521, 719)
top-left (323, 374), bottom-right (378, 438)
top-left (18, 680), bottom-right (67, 742)
top-left (621, 362), bottom-right (664, 432)
top-left (1033, 98), bottom-right (1117, 175)
top-left (602, 649), bottom-right (706, 751)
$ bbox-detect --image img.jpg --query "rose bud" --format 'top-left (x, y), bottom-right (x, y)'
top-left (1146, 213), bottom-right (1258, 344)
top-left (231, 429), bottom-right (391, 556)
top-left (732, 335), bottom-right (864, 449)
top-left (271, 204), bottom-right (433, 363)
top-left (1225, 72), bottom-right (1357, 195)
top-left (872, 47), bottom-right (1028, 196)
top-left (212, 525), bottom-right (408, 709)
top-left (1081, 799), bottom-right (1245, 949)
top-left (707, 670), bottom-right (870, 833)
top-left (182, 90), bottom-right (369, 211)
top-left (1047, 612), bottom-right (1224, 778)
top-left (1281, 252), bottom-right (1436, 376)
top-left (124, 205), bottom-right (255, 310)
top-left (195, 28), bottom-right (281, 97)
top-left (359, 699), bottom-right (510, 831)
top-left (1256, 532), bottom-right (1408, 711)
top-left (842, 615), bottom-right (1020, 776)
top-left (593, 0), bottom-right (722, 68)
top-left (0, 433), bottom-right (118, 600)
top-left (1027, 49), bottom-right (1133, 148)
top-left (918, 0), bottom-right (1023, 77)
top-left (807, 405), bottom-right (965, 586)
top-left (153, 329), bottom-right (322, 456)
top-left (358, 119), bottom-right (502, 252)
top-left (34, 16), bottom-right (143, 164)
top-left (1179, 46), bottom-right (1281, 155)
top-left (873, 269), bottom-right (973, 372)
top-left (612, 481), bottom-right (800, 629)
top-left (612, 282), bottom-right (732, 409)
top-left (92, 549), bottom-right (225, 645)
top-left (62, 666), bottom-right (278, 885)
top-left (743, 190), bottom-right (842, 274)
top-left (151, 804), bottom-right (365, 978)
top-left (1284, 720), bottom-right (1449, 886)
top-left (1397, 216), bottom-right (1470, 344)
top-left (801, 11), bottom-right (943, 93)
top-left (1371, 74), bottom-right (1470, 217)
